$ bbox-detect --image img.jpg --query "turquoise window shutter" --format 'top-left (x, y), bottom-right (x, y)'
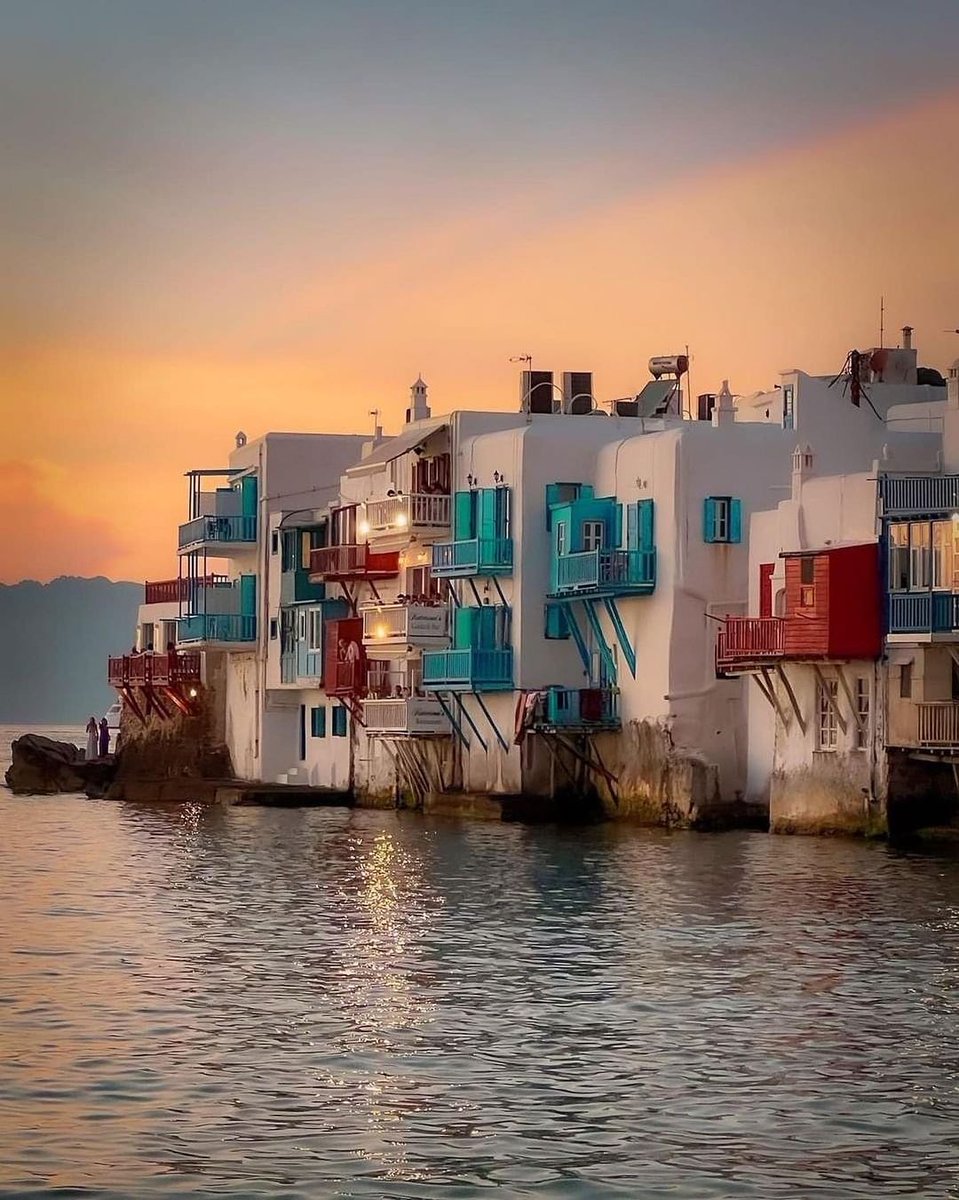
top-left (545, 603), bottom-right (569, 640)
top-left (310, 706), bottom-right (326, 737)
top-left (453, 606), bottom-right (475, 649)
top-left (638, 499), bottom-right (654, 549)
top-left (476, 605), bottom-right (497, 648)
top-left (626, 503), bottom-right (638, 551)
top-left (239, 574), bottom-right (257, 616)
top-left (730, 499), bottom-right (743, 543)
top-left (703, 497), bottom-right (717, 543)
top-left (478, 489), bottom-right (497, 540)
top-left (332, 706), bottom-right (348, 737)
top-left (454, 491), bottom-right (475, 540)
top-left (495, 487), bottom-right (510, 538)
top-left (613, 503), bottom-right (623, 548)
top-left (240, 475), bottom-right (258, 517)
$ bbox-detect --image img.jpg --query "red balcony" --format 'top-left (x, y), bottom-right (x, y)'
top-left (309, 544), bottom-right (399, 582)
top-left (108, 650), bottom-right (202, 688)
top-left (716, 617), bottom-right (785, 675)
top-left (143, 575), bottom-right (228, 605)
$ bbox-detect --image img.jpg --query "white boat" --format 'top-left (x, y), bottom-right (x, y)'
top-left (103, 700), bottom-right (122, 737)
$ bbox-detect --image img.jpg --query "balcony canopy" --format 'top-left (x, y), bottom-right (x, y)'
top-left (346, 418), bottom-right (447, 477)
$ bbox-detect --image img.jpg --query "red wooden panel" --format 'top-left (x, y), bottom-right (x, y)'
top-left (324, 617), bottom-right (366, 695)
top-left (826, 543), bottom-right (881, 658)
top-left (759, 563), bottom-right (774, 618)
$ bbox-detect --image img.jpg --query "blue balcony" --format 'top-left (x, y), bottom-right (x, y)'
top-left (431, 538), bottom-right (513, 578)
top-left (888, 592), bottom-right (959, 635)
top-left (880, 475), bottom-right (959, 517)
top-left (536, 687), bottom-right (620, 731)
top-left (421, 648), bottom-right (513, 691)
top-left (551, 549), bottom-right (656, 597)
top-left (280, 568), bottom-right (325, 605)
top-left (178, 613), bottom-right (257, 644)
top-left (178, 515), bottom-right (257, 552)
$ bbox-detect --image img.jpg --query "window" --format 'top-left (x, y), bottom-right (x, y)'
top-left (310, 706), bottom-right (326, 738)
top-left (703, 497), bottom-right (742, 544)
top-left (556, 521), bottom-right (568, 557)
top-left (888, 523), bottom-right (910, 591)
top-left (583, 521), bottom-right (605, 552)
top-left (332, 705), bottom-right (348, 737)
top-left (782, 385), bottom-right (795, 431)
top-left (298, 611), bottom-right (307, 640)
top-left (545, 603), bottom-right (569, 640)
top-left (800, 556), bottom-right (815, 585)
top-left (817, 680), bottom-right (839, 751)
top-left (281, 529), bottom-right (298, 572)
top-left (855, 678), bottom-right (870, 750)
top-left (900, 662), bottom-right (912, 699)
top-left (308, 608), bottom-right (323, 651)
top-left (910, 522), bottom-right (931, 590)
top-left (269, 618), bottom-right (278, 640)
top-left (932, 520), bottom-right (959, 590)
top-left (271, 529), bottom-right (279, 555)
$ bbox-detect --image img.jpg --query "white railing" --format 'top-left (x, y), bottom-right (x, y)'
top-left (917, 703), bottom-right (959, 748)
top-left (361, 603), bottom-right (450, 646)
top-left (364, 493), bottom-right (451, 534)
top-left (362, 697), bottom-right (451, 735)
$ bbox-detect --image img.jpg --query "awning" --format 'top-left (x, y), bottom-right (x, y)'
top-left (346, 418), bottom-right (448, 477)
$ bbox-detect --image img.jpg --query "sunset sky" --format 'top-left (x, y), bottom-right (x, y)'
top-left (3, 0), bottom-right (959, 584)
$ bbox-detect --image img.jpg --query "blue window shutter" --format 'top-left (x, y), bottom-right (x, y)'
top-left (332, 705), bottom-right (347, 737)
top-left (310, 706), bottom-right (326, 737)
top-left (239, 574), bottom-right (257, 616)
top-left (613, 503), bottom-right (623, 548)
top-left (626, 503), bottom-right (638, 551)
top-left (478, 489), bottom-right (500, 540)
top-left (703, 498), bottom-right (717, 543)
top-left (495, 487), bottom-right (510, 538)
top-left (476, 605), bottom-right (497, 648)
top-left (453, 491), bottom-right (475, 540)
top-left (453, 606), bottom-right (475, 649)
top-left (638, 499), bottom-right (654, 550)
top-left (545, 602), bottom-right (569, 639)
top-left (730, 499), bottom-right (742, 543)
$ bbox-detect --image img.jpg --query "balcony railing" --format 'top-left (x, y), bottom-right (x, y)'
top-left (421, 647), bottom-right (513, 691)
top-left (888, 592), bottom-right (959, 635)
top-left (553, 549), bottom-right (656, 595)
top-left (361, 602), bottom-right (450, 648)
top-left (364, 493), bottom-right (451, 535)
top-left (537, 688), bottom-right (620, 730)
top-left (716, 617), bottom-right (786, 672)
top-left (880, 475), bottom-right (959, 516)
top-left (177, 614), bottom-right (257, 644)
top-left (363, 697), bottom-right (451, 736)
top-left (144, 575), bottom-right (229, 605)
top-left (178, 515), bottom-right (257, 551)
top-left (431, 538), bottom-right (513, 578)
top-left (917, 703), bottom-right (959, 748)
top-left (309, 544), bottom-right (400, 580)
top-left (108, 650), bottom-right (202, 688)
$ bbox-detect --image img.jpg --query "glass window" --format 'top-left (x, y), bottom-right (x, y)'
top-left (583, 521), bottom-right (605, 552)
top-left (310, 706), bottom-right (326, 738)
top-left (557, 521), bottom-right (568, 557)
top-left (932, 520), bottom-right (959, 590)
top-left (900, 662), bottom-right (912, 699)
top-left (782, 385), bottom-right (794, 431)
top-left (817, 680), bottom-right (838, 751)
top-left (308, 608), bottom-right (323, 651)
top-left (910, 522), bottom-right (931, 589)
top-left (800, 556), bottom-right (815, 585)
top-left (332, 705), bottom-right (348, 737)
top-left (888, 523), bottom-right (910, 591)
top-left (855, 678), bottom-right (870, 750)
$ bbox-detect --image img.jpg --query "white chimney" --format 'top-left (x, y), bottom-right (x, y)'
top-left (406, 376), bottom-right (430, 425)
top-left (712, 379), bottom-right (736, 427)
top-left (791, 443), bottom-right (814, 501)
top-left (901, 325), bottom-right (913, 350)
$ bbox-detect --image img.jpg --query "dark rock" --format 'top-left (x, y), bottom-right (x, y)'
top-left (4, 733), bottom-right (118, 796)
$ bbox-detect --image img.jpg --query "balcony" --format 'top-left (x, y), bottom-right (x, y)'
top-left (916, 703), bottom-right (959, 749)
top-left (280, 567), bottom-right (325, 605)
top-left (108, 650), bottom-right (202, 688)
top-left (551, 549), bottom-right (656, 597)
top-left (888, 592), bottom-right (959, 636)
top-left (421, 648), bottom-right (513, 692)
top-left (309, 544), bottom-right (400, 582)
top-left (716, 617), bottom-right (786, 674)
top-left (361, 602), bottom-right (450, 651)
top-left (431, 538), bottom-right (513, 578)
top-left (880, 475), bottom-right (959, 517)
top-left (177, 613), bottom-right (256, 645)
top-left (535, 687), bottom-right (620, 731)
top-left (144, 575), bottom-right (228, 605)
top-left (362, 697), bottom-right (451, 737)
top-left (363, 493), bottom-right (451, 538)
top-left (178, 515), bottom-right (257, 554)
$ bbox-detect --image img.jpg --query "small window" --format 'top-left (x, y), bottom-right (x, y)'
top-left (900, 662), bottom-right (913, 699)
top-left (782, 385), bottom-right (794, 431)
top-left (298, 610), bottom-right (307, 640)
top-left (800, 556), bottom-right (815, 585)
top-left (271, 529), bottom-right (279, 555)
top-left (703, 497), bottom-right (742, 544)
top-left (308, 608), bottom-right (323, 651)
top-left (269, 618), bottom-right (278, 640)
top-left (855, 678), bottom-right (870, 750)
top-left (332, 705), bottom-right (348, 737)
top-left (545, 603), bottom-right (569, 640)
top-left (817, 680), bottom-right (838, 751)
top-left (800, 586), bottom-right (815, 609)
top-left (583, 521), bottom-right (604, 552)
top-left (557, 521), bottom-right (568, 557)
top-left (310, 706), bottom-right (326, 737)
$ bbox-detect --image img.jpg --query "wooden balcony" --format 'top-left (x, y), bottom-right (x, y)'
top-left (309, 544), bottom-right (400, 582)
top-left (144, 575), bottom-right (229, 605)
top-left (916, 703), bottom-right (959, 749)
top-left (716, 617), bottom-right (785, 675)
top-left (108, 650), bottom-right (202, 688)
top-left (551, 549), bottom-right (656, 597)
top-left (362, 697), bottom-right (451, 737)
top-left (888, 592), bottom-right (959, 636)
top-left (362, 493), bottom-right (451, 538)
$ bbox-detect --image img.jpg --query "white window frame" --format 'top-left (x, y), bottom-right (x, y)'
top-left (855, 677), bottom-right (870, 750)
top-left (711, 498), bottom-right (731, 542)
top-left (582, 521), bottom-right (605, 553)
top-left (308, 608), bottom-right (323, 651)
top-left (817, 680), bottom-right (839, 752)
top-left (557, 521), bottom-right (568, 557)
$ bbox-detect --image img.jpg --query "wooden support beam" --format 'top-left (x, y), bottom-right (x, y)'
top-left (812, 663), bottom-right (847, 735)
top-left (452, 694), bottom-right (488, 753)
top-left (834, 664), bottom-right (865, 742)
top-left (474, 692), bottom-right (510, 753)
top-left (755, 669), bottom-right (789, 729)
top-left (775, 664), bottom-right (806, 736)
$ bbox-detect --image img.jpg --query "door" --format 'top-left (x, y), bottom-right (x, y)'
top-left (759, 563), bottom-right (774, 618)
top-left (298, 704), bottom-right (307, 762)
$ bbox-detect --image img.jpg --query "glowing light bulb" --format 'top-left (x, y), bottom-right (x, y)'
top-left (188, 687), bottom-right (198, 698)
top-left (375, 624), bottom-right (387, 639)
top-left (395, 512), bottom-right (408, 528)
top-left (358, 520), bottom-right (370, 536)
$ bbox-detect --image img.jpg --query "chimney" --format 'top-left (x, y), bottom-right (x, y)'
top-left (712, 379), bottom-right (736, 427)
top-left (901, 325), bottom-right (913, 351)
top-left (406, 376), bottom-right (430, 425)
top-left (791, 443), bottom-right (814, 501)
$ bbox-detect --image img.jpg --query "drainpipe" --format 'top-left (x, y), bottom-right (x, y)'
top-left (255, 439), bottom-right (266, 780)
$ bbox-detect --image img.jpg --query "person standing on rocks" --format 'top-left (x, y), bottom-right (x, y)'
top-left (85, 717), bottom-right (99, 760)
top-left (98, 717), bottom-right (110, 758)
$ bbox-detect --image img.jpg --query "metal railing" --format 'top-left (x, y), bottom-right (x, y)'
top-left (144, 575), bottom-right (229, 605)
top-left (540, 687), bottom-right (620, 729)
top-left (431, 537), bottom-right (513, 576)
top-left (917, 703), bottom-right (959, 747)
top-left (177, 515), bottom-right (257, 549)
top-left (421, 647), bottom-right (513, 690)
top-left (107, 650), bottom-right (202, 687)
top-left (177, 614), bottom-right (256, 643)
top-left (888, 592), bottom-right (959, 634)
top-left (365, 493), bottom-right (451, 533)
top-left (554, 548), bottom-right (656, 593)
top-left (716, 617), bottom-right (786, 670)
top-left (880, 475), bottom-right (959, 516)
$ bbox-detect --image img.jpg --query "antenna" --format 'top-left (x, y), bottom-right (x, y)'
top-left (880, 295), bottom-right (884, 349)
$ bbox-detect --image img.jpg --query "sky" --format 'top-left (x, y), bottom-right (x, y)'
top-left (3, 0), bottom-right (959, 584)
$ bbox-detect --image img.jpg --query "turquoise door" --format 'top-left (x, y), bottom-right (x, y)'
top-left (239, 574), bottom-right (257, 616)
top-left (241, 475), bottom-right (258, 517)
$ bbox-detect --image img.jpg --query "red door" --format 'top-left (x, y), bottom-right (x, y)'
top-left (759, 563), bottom-right (774, 618)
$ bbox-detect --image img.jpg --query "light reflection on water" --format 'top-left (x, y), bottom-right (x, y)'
top-left (2, 739), bottom-right (959, 1195)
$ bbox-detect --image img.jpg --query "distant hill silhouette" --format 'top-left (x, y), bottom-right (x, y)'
top-left (0, 577), bottom-right (141, 723)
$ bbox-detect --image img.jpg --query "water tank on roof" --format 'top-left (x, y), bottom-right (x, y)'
top-left (649, 355), bottom-right (689, 379)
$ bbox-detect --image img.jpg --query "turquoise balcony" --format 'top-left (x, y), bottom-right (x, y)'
top-left (536, 687), bottom-right (620, 730)
top-left (431, 537), bottom-right (513, 578)
top-left (888, 592), bottom-right (959, 635)
top-left (178, 515), bottom-right (257, 552)
top-left (280, 568), bottom-right (325, 605)
top-left (551, 548), bottom-right (656, 597)
top-left (422, 648), bottom-right (513, 691)
top-left (178, 614), bottom-right (257, 644)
